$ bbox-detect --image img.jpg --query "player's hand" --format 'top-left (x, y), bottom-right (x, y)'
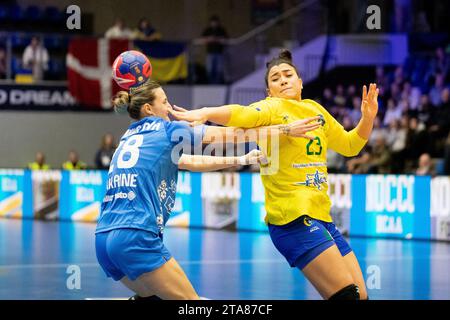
top-left (169, 105), bottom-right (208, 126)
top-left (282, 116), bottom-right (321, 140)
top-left (361, 83), bottom-right (379, 120)
top-left (240, 149), bottom-right (268, 165)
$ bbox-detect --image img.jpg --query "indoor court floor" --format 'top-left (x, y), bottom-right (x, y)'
top-left (1, 218), bottom-right (449, 300)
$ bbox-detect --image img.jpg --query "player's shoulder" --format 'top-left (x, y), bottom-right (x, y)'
top-left (249, 97), bottom-right (282, 110)
top-left (301, 98), bottom-right (324, 110)
top-left (164, 120), bottom-right (191, 131)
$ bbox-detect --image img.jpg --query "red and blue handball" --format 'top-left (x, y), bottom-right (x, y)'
top-left (112, 50), bottom-right (152, 90)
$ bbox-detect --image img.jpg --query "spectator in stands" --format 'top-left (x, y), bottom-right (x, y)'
top-left (348, 96), bottom-right (362, 126)
top-left (346, 85), bottom-right (357, 106)
top-left (405, 117), bottom-right (429, 171)
top-left (0, 48), bottom-right (6, 79)
top-left (402, 81), bottom-right (421, 110)
top-left (415, 153), bottom-right (436, 176)
top-left (199, 15), bottom-right (228, 84)
top-left (62, 150), bottom-right (87, 170)
top-left (105, 18), bottom-right (132, 39)
top-left (95, 133), bottom-right (116, 170)
top-left (22, 36), bottom-right (49, 81)
top-left (333, 84), bottom-right (346, 107)
top-left (28, 151), bottom-right (50, 170)
top-left (327, 149), bottom-right (346, 173)
top-left (341, 115), bottom-right (353, 131)
top-left (437, 87), bottom-right (450, 114)
top-left (368, 116), bottom-right (386, 147)
top-left (383, 98), bottom-right (402, 127)
top-left (393, 66), bottom-right (405, 86)
top-left (133, 18), bottom-right (161, 41)
top-left (368, 136), bottom-right (391, 174)
top-left (346, 145), bottom-right (372, 174)
top-left (430, 47), bottom-right (449, 80)
top-left (322, 87), bottom-right (334, 107)
top-left (389, 82), bottom-right (402, 102)
top-left (429, 73), bottom-right (445, 106)
top-left (432, 88), bottom-right (450, 144)
top-left (387, 117), bottom-right (408, 173)
top-left (375, 66), bottom-right (389, 91)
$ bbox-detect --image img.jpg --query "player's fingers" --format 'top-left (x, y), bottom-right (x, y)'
top-left (303, 116), bottom-right (321, 123)
top-left (173, 105), bottom-right (188, 112)
top-left (303, 123), bottom-right (321, 131)
top-left (362, 85), bottom-right (367, 101)
top-left (300, 134), bottom-right (316, 140)
top-left (168, 110), bottom-right (181, 118)
top-left (369, 83), bottom-right (376, 100)
top-left (294, 123), bottom-right (320, 133)
top-left (189, 120), bottom-right (204, 127)
top-left (367, 84), bottom-right (372, 101)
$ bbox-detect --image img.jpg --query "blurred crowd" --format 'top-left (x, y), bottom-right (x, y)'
top-left (28, 134), bottom-right (116, 171)
top-left (27, 44), bottom-right (450, 176)
top-left (317, 47), bottom-right (450, 176)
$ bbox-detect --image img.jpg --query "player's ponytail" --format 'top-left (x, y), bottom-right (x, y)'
top-left (112, 79), bottom-right (161, 120)
top-left (112, 91), bottom-right (130, 115)
top-left (265, 49), bottom-right (300, 88)
top-left (278, 49), bottom-right (293, 62)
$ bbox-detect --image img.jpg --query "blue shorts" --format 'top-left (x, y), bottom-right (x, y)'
top-left (269, 215), bottom-right (352, 270)
top-left (95, 228), bottom-right (172, 281)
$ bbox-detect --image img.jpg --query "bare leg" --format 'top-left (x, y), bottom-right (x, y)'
top-left (301, 245), bottom-right (355, 299)
top-left (120, 257), bottom-right (199, 300)
top-left (342, 251), bottom-right (368, 299)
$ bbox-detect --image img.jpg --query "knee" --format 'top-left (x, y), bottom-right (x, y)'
top-left (328, 284), bottom-right (360, 300)
top-left (359, 287), bottom-right (368, 300)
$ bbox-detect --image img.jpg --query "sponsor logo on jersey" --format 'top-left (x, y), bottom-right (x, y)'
top-left (102, 191), bottom-right (136, 202)
top-left (304, 217), bottom-right (313, 226)
top-left (294, 170), bottom-right (327, 190)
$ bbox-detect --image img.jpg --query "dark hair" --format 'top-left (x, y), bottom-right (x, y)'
top-left (112, 79), bottom-right (161, 120)
top-left (265, 49), bottom-right (300, 88)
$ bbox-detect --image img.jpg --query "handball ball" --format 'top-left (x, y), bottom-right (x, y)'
top-left (112, 50), bottom-right (152, 90)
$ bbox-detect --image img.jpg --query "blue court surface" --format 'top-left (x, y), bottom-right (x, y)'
top-left (0, 218), bottom-right (449, 300)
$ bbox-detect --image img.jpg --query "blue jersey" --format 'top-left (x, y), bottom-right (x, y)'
top-left (96, 116), bottom-right (205, 235)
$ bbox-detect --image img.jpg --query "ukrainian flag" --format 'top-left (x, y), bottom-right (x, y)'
top-left (133, 40), bottom-right (187, 83)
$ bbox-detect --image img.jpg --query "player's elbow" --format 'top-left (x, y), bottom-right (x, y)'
top-left (337, 147), bottom-right (363, 157)
top-left (345, 149), bottom-right (362, 157)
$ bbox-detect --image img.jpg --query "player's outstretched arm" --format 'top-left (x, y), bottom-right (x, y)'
top-left (201, 117), bottom-right (321, 144)
top-left (178, 150), bottom-right (265, 172)
top-left (170, 105), bottom-right (232, 126)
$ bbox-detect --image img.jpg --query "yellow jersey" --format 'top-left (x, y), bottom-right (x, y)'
top-left (225, 97), bottom-right (367, 225)
top-left (28, 162), bottom-right (50, 170)
top-left (62, 161), bottom-right (87, 170)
